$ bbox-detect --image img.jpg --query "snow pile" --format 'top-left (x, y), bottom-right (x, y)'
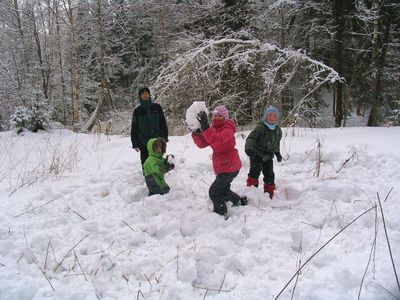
top-left (0, 127), bottom-right (399, 300)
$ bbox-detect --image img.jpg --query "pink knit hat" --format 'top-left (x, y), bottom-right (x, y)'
top-left (212, 105), bottom-right (229, 119)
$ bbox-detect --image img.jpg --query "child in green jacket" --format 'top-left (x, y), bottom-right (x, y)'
top-left (245, 106), bottom-right (282, 199)
top-left (143, 137), bottom-right (175, 196)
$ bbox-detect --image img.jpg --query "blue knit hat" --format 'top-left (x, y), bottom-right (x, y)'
top-left (263, 106), bottom-right (279, 129)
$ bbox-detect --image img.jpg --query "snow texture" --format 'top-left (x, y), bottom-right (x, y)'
top-left (185, 101), bottom-right (209, 130)
top-left (0, 127), bottom-right (399, 300)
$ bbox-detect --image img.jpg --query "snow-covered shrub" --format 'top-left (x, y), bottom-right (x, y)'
top-left (9, 97), bottom-right (52, 134)
top-left (29, 98), bottom-right (52, 132)
top-left (9, 106), bottom-right (30, 134)
top-left (386, 109), bottom-right (400, 126)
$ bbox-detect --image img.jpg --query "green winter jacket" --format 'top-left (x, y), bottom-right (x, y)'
top-left (143, 138), bottom-right (168, 189)
top-left (245, 121), bottom-right (282, 161)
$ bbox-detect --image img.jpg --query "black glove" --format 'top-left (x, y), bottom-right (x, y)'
top-left (197, 111), bottom-right (209, 131)
top-left (165, 162), bottom-right (175, 172)
top-left (275, 152), bottom-right (282, 162)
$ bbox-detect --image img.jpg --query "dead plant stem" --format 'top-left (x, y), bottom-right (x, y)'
top-left (358, 206), bottom-right (378, 299)
top-left (53, 232), bottom-right (92, 272)
top-left (274, 205), bottom-right (376, 300)
top-left (377, 192), bottom-right (400, 292)
top-left (14, 195), bottom-right (63, 217)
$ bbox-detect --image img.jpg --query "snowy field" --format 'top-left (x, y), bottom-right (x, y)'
top-left (0, 127), bottom-right (399, 300)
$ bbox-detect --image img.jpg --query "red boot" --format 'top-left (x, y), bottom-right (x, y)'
top-left (264, 183), bottom-right (276, 199)
top-left (246, 176), bottom-right (259, 187)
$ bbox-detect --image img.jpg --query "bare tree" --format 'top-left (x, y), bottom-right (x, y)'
top-left (81, 0), bottom-right (106, 132)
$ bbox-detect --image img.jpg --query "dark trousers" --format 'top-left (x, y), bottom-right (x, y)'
top-left (145, 175), bottom-right (170, 196)
top-left (209, 171), bottom-right (240, 216)
top-left (248, 156), bottom-right (275, 184)
top-left (139, 145), bottom-right (149, 165)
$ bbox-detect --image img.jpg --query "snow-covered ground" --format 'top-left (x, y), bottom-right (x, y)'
top-left (0, 127), bottom-right (399, 300)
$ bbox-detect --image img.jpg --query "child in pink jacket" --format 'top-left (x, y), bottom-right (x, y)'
top-left (192, 105), bottom-right (247, 219)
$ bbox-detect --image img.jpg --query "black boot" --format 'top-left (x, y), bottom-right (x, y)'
top-left (232, 196), bottom-right (248, 207)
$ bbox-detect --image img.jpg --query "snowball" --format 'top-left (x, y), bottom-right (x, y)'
top-left (185, 101), bottom-right (209, 130)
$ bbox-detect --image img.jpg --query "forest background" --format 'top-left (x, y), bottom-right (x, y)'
top-left (0, 0), bottom-right (399, 135)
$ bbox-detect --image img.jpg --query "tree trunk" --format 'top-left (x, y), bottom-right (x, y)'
top-left (55, 0), bottom-right (67, 124)
top-left (66, 0), bottom-right (82, 130)
top-left (81, 0), bottom-right (105, 132)
top-left (333, 0), bottom-right (345, 127)
top-left (367, 0), bottom-right (382, 126)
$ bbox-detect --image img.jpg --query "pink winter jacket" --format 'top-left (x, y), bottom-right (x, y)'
top-left (192, 119), bottom-right (242, 174)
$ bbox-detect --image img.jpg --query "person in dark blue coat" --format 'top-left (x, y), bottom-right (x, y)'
top-left (130, 85), bottom-right (168, 166)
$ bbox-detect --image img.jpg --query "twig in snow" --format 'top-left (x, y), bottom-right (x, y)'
top-left (49, 240), bottom-right (59, 267)
top-left (176, 244), bottom-right (179, 275)
top-left (35, 255), bottom-right (55, 292)
top-left (122, 220), bottom-right (135, 232)
top-left (195, 286), bottom-right (230, 292)
top-left (0, 262), bottom-right (5, 267)
top-left (53, 232), bottom-right (92, 272)
top-left (336, 152), bottom-right (356, 173)
top-left (68, 207), bottom-right (86, 220)
top-left (136, 289), bottom-right (144, 300)
top-left (122, 274), bottom-right (129, 282)
top-left (107, 240), bottom-right (115, 250)
top-left (144, 273), bottom-right (153, 288)
top-left (24, 227), bottom-right (55, 292)
top-left (334, 201), bottom-right (343, 229)
top-left (291, 232), bottom-right (303, 300)
top-left (384, 187), bottom-right (393, 203)
top-left (73, 250), bottom-right (87, 281)
top-left (377, 192), bottom-right (400, 292)
top-left (218, 273), bottom-right (226, 294)
top-left (313, 140), bottom-right (321, 177)
top-left (358, 206), bottom-right (378, 300)
top-left (236, 267), bottom-right (245, 277)
top-left (17, 252), bottom-right (24, 263)
top-left (274, 205), bottom-right (376, 300)
top-left (301, 221), bottom-right (321, 229)
top-left (14, 195), bottom-right (63, 217)
top-left (202, 289), bottom-right (209, 300)
top-left (45, 240), bottom-right (50, 269)
top-left (370, 281), bottom-right (400, 300)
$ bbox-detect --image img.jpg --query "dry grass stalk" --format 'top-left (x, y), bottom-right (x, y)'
top-left (137, 289), bottom-right (144, 300)
top-left (144, 273), bottom-right (153, 288)
top-left (236, 267), bottom-right (245, 277)
top-left (291, 232), bottom-right (303, 300)
top-left (14, 195), bottom-right (63, 218)
top-left (336, 152), bottom-right (356, 173)
top-left (53, 232), bottom-right (92, 272)
top-left (218, 273), bottom-right (226, 294)
top-left (377, 190), bottom-right (400, 292)
top-left (122, 220), bottom-right (135, 232)
top-left (358, 206), bottom-right (378, 299)
top-left (176, 244), bottom-right (179, 275)
top-left (73, 250), bottom-right (88, 281)
top-left (274, 205), bottom-right (376, 300)
top-left (45, 240), bottom-right (51, 269)
top-left (314, 140), bottom-right (321, 177)
top-left (202, 288), bottom-right (209, 300)
top-left (68, 207), bottom-right (86, 220)
top-left (107, 240), bottom-right (115, 250)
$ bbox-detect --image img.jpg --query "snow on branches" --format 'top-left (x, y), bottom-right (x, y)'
top-left (153, 38), bottom-right (342, 126)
